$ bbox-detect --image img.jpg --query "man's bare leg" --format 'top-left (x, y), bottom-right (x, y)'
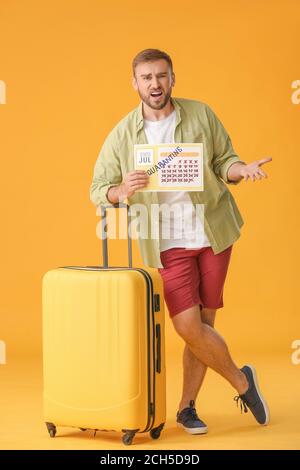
top-left (172, 305), bottom-right (248, 396)
top-left (178, 308), bottom-right (216, 413)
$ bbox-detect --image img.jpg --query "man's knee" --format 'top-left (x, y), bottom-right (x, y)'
top-left (201, 308), bottom-right (216, 328)
top-left (172, 311), bottom-right (204, 343)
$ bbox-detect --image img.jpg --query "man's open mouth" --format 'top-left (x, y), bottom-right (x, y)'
top-left (150, 91), bottom-right (163, 98)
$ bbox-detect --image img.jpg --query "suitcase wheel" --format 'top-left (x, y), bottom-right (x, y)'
top-left (46, 422), bottom-right (57, 438)
top-left (150, 423), bottom-right (164, 440)
top-left (122, 430), bottom-right (137, 446)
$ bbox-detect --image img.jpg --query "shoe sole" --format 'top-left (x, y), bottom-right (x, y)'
top-left (177, 422), bottom-right (208, 435)
top-left (246, 364), bottom-right (270, 426)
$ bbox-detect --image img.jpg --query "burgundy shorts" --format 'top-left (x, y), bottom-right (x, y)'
top-left (158, 245), bottom-right (233, 318)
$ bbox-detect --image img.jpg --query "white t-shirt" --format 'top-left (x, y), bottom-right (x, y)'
top-left (143, 109), bottom-right (211, 252)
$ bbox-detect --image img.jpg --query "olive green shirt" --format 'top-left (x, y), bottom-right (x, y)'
top-left (90, 97), bottom-right (246, 268)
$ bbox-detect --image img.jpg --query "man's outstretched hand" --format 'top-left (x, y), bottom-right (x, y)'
top-left (228, 157), bottom-right (272, 183)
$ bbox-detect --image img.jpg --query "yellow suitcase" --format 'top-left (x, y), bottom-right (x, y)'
top-left (42, 203), bottom-right (166, 445)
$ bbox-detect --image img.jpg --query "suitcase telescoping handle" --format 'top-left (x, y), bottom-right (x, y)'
top-left (100, 202), bottom-right (132, 268)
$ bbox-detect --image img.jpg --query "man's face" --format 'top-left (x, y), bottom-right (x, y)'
top-left (132, 59), bottom-right (175, 110)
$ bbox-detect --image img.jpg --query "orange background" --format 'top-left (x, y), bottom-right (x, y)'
top-left (0, 0), bottom-right (299, 449)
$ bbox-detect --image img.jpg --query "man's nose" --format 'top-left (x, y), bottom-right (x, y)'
top-left (151, 78), bottom-right (160, 89)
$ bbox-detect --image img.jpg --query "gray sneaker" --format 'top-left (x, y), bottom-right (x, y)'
top-left (176, 400), bottom-right (208, 435)
top-left (234, 365), bottom-right (270, 425)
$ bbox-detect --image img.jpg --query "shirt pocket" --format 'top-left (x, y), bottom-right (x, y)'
top-left (182, 131), bottom-right (204, 144)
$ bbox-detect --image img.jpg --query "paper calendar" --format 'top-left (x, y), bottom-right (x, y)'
top-left (134, 143), bottom-right (204, 192)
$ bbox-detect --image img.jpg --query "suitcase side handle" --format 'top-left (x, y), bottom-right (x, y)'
top-left (156, 324), bottom-right (161, 373)
top-left (100, 203), bottom-right (132, 268)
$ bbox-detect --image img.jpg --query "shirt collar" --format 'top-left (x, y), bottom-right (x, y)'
top-left (136, 96), bottom-right (182, 132)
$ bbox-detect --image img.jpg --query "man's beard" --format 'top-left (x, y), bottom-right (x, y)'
top-left (138, 88), bottom-right (172, 110)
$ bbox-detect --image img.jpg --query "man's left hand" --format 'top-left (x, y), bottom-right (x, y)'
top-left (239, 157), bottom-right (273, 182)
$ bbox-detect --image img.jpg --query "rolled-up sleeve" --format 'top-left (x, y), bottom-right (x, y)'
top-left (89, 129), bottom-right (123, 207)
top-left (206, 105), bottom-right (246, 185)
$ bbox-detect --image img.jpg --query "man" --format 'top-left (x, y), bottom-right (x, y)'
top-left (90, 48), bottom-right (272, 435)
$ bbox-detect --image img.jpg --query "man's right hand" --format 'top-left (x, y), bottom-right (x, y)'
top-left (107, 170), bottom-right (149, 203)
top-left (121, 170), bottom-right (150, 198)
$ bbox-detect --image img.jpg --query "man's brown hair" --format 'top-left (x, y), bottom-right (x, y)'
top-left (132, 48), bottom-right (173, 77)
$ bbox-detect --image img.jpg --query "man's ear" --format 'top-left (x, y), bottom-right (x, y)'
top-left (132, 76), bottom-right (138, 91)
top-left (171, 72), bottom-right (175, 87)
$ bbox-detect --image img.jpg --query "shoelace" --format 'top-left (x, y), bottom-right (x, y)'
top-left (189, 407), bottom-right (199, 420)
top-left (234, 395), bottom-right (248, 414)
top-left (178, 406), bottom-right (199, 421)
